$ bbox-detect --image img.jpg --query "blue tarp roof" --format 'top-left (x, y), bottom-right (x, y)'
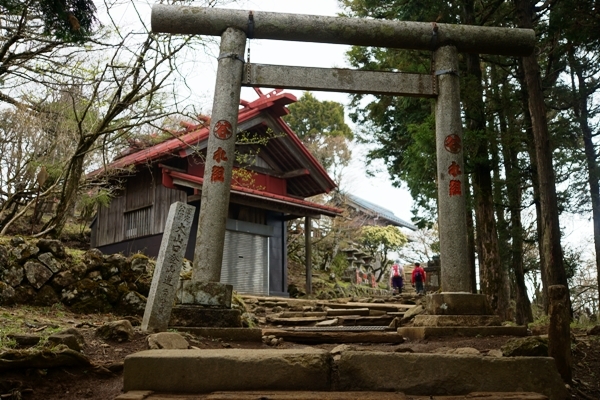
top-left (345, 193), bottom-right (417, 231)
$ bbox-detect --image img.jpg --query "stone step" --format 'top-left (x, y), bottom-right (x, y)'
top-left (261, 328), bottom-right (402, 344)
top-left (337, 315), bottom-right (395, 326)
top-left (397, 325), bottom-right (529, 340)
top-left (321, 302), bottom-right (412, 312)
top-left (266, 316), bottom-right (327, 325)
top-left (277, 311), bottom-right (327, 318)
top-left (122, 349), bottom-right (565, 400)
top-left (325, 308), bottom-right (370, 316)
top-left (117, 390), bottom-right (549, 399)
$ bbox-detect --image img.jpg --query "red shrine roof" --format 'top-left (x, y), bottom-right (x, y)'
top-left (90, 89), bottom-right (341, 215)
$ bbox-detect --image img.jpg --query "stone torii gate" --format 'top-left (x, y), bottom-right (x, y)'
top-left (151, 5), bottom-right (535, 306)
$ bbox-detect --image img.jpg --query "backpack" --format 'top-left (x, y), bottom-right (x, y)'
top-left (414, 269), bottom-right (423, 282)
top-left (392, 265), bottom-right (400, 277)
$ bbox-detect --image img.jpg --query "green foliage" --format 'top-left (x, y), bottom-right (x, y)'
top-left (329, 252), bottom-right (349, 278)
top-left (359, 225), bottom-right (407, 280)
top-left (1, 0), bottom-right (97, 42)
top-left (284, 92), bottom-right (353, 173)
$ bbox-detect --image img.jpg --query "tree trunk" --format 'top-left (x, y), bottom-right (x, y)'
top-left (44, 144), bottom-right (88, 237)
top-left (513, 0), bottom-right (569, 298)
top-left (568, 47), bottom-right (600, 309)
top-left (461, 2), bottom-right (510, 318)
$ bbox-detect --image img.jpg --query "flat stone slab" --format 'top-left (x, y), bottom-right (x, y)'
top-left (261, 329), bottom-right (404, 344)
top-left (172, 327), bottom-right (262, 342)
top-left (267, 316), bottom-right (327, 325)
top-left (426, 293), bottom-right (492, 315)
top-left (326, 308), bottom-right (370, 316)
top-left (398, 326), bottom-right (528, 340)
top-left (337, 351), bottom-right (566, 400)
top-left (413, 315), bottom-right (502, 327)
top-left (123, 349), bottom-right (331, 393)
top-left (322, 302), bottom-right (412, 312)
top-left (337, 316), bottom-right (395, 326)
top-left (135, 392), bottom-right (548, 400)
top-left (278, 312), bottom-right (328, 318)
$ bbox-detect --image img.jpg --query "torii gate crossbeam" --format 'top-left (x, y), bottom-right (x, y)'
top-left (150, 5), bottom-right (535, 302)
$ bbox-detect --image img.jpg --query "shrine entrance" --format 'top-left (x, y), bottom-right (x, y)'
top-left (150, 4), bottom-right (535, 300)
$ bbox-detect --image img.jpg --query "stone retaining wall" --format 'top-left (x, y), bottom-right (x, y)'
top-left (0, 237), bottom-right (154, 314)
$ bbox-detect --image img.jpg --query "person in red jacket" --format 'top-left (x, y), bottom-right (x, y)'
top-left (411, 262), bottom-right (426, 295)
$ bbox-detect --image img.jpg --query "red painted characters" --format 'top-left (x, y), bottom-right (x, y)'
top-left (444, 134), bottom-right (462, 154)
top-left (449, 179), bottom-right (462, 196)
top-left (213, 147), bottom-right (228, 163)
top-left (211, 165), bottom-right (225, 183)
top-left (213, 120), bottom-right (233, 140)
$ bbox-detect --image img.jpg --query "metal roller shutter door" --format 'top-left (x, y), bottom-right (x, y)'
top-left (220, 230), bottom-right (269, 295)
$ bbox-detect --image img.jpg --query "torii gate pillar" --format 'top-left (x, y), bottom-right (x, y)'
top-left (434, 45), bottom-right (471, 293)
top-left (180, 27), bottom-right (246, 307)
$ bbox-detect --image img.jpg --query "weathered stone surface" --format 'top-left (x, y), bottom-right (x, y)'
top-left (37, 252), bottom-right (62, 274)
top-left (12, 244), bottom-right (39, 263)
top-left (262, 329), bottom-right (404, 344)
top-left (51, 269), bottom-right (78, 288)
top-left (24, 261), bottom-right (53, 289)
top-left (58, 328), bottom-right (85, 347)
top-left (3, 266), bottom-right (23, 287)
top-left (34, 285), bottom-right (59, 306)
top-left (413, 315), bottom-right (502, 327)
top-left (337, 351), bottom-right (568, 400)
top-left (175, 327), bottom-right (262, 342)
top-left (398, 326), bottom-right (528, 340)
top-left (0, 281), bottom-right (15, 305)
top-left (87, 270), bottom-right (103, 281)
top-left (502, 336), bottom-right (548, 357)
top-left (447, 347), bottom-right (480, 355)
top-left (120, 291), bottom-right (148, 315)
top-left (179, 280), bottom-right (233, 308)
top-left (147, 332), bottom-right (189, 349)
top-left (316, 318), bottom-right (339, 327)
top-left (13, 284), bottom-right (36, 304)
top-left (83, 248), bottom-right (104, 271)
top-left (142, 202), bottom-right (195, 333)
top-left (268, 316), bottom-right (327, 325)
top-left (96, 320), bottom-right (135, 342)
top-left (587, 325), bottom-right (600, 336)
top-left (123, 348), bottom-right (331, 393)
top-left (36, 239), bottom-right (66, 259)
top-left (426, 293), bottom-right (493, 315)
top-left (325, 308), bottom-right (370, 317)
top-left (47, 334), bottom-right (82, 351)
top-left (169, 305), bottom-right (242, 328)
top-left (7, 333), bottom-right (41, 347)
top-left (0, 347), bottom-right (90, 370)
top-left (400, 305), bottom-right (425, 323)
top-left (114, 391), bottom-right (155, 400)
top-left (0, 244), bottom-right (8, 268)
top-left (131, 255), bottom-right (151, 274)
top-left (487, 349), bottom-right (504, 358)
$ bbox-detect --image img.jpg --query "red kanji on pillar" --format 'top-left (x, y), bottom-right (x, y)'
top-left (213, 120), bottom-right (233, 140)
top-left (449, 179), bottom-right (462, 196)
top-left (211, 165), bottom-right (225, 183)
top-left (213, 147), bottom-right (228, 163)
top-left (444, 134), bottom-right (462, 154)
top-left (448, 161), bottom-right (461, 177)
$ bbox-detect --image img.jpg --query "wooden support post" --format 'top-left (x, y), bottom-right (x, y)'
top-left (192, 27), bottom-right (246, 283)
top-left (434, 46), bottom-right (471, 293)
top-left (305, 216), bottom-right (312, 295)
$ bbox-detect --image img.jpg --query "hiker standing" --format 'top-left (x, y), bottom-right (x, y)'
top-left (411, 262), bottom-right (426, 295)
top-left (389, 260), bottom-right (405, 294)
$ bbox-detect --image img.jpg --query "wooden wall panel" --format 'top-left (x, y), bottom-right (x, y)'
top-left (95, 193), bottom-right (125, 246)
top-left (125, 168), bottom-right (155, 211)
top-left (152, 182), bottom-right (187, 234)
